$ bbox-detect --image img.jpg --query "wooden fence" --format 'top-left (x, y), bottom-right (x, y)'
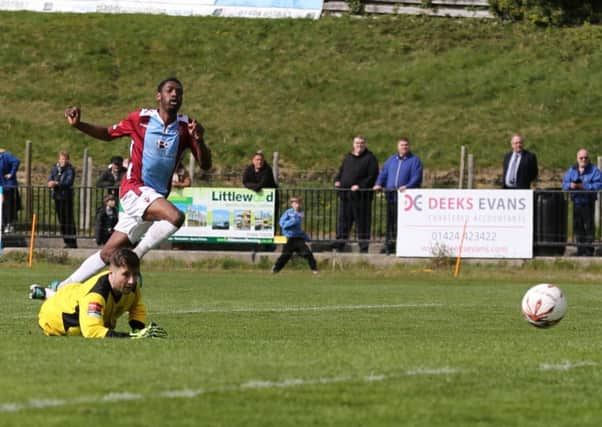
top-left (323, 0), bottom-right (493, 19)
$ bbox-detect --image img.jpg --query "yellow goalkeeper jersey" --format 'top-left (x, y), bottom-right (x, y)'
top-left (38, 271), bottom-right (147, 338)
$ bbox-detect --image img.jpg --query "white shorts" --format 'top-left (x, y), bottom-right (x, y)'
top-left (114, 187), bottom-right (164, 243)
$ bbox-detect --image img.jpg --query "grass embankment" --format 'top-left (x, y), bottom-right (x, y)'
top-left (1, 12), bottom-right (602, 184)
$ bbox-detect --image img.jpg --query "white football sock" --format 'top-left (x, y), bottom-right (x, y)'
top-left (59, 251), bottom-right (107, 288)
top-left (134, 220), bottom-right (179, 259)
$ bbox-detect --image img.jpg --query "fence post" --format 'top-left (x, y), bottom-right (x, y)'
top-left (273, 152), bottom-right (279, 186)
top-left (80, 149), bottom-right (89, 231)
top-left (467, 154), bottom-right (474, 189)
top-left (458, 145), bottom-right (466, 189)
top-left (24, 140), bottom-right (33, 221)
top-left (84, 156), bottom-right (93, 230)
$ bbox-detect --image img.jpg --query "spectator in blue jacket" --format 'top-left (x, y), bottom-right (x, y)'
top-left (562, 148), bottom-right (602, 256)
top-left (373, 138), bottom-right (423, 254)
top-left (272, 196), bottom-right (318, 274)
top-left (48, 151), bottom-right (77, 248)
top-left (0, 148), bottom-right (21, 233)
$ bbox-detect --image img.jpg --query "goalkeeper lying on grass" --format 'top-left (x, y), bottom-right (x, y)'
top-left (36, 248), bottom-right (166, 339)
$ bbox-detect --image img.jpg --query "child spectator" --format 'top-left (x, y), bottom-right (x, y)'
top-left (95, 194), bottom-right (118, 246)
top-left (272, 196), bottom-right (318, 274)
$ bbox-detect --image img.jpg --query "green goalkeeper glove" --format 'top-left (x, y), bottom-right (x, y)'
top-left (130, 322), bottom-right (168, 339)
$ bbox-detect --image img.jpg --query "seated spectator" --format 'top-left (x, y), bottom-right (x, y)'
top-left (242, 151), bottom-right (278, 192)
top-left (172, 162), bottom-right (192, 188)
top-left (96, 156), bottom-right (126, 195)
top-left (95, 194), bottom-right (119, 246)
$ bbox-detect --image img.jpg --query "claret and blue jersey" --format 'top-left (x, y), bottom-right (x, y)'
top-left (108, 108), bottom-right (202, 197)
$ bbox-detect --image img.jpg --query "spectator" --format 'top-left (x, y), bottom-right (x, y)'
top-left (95, 194), bottom-right (119, 246)
top-left (272, 196), bottom-right (318, 274)
top-left (242, 151), bottom-right (278, 192)
top-left (0, 148), bottom-right (21, 233)
top-left (48, 151), bottom-right (77, 249)
top-left (96, 155), bottom-right (126, 196)
top-left (374, 138), bottom-right (423, 255)
top-left (172, 162), bottom-right (192, 188)
top-left (562, 148), bottom-right (602, 256)
top-left (243, 151), bottom-right (279, 252)
top-left (332, 136), bottom-right (379, 253)
top-left (502, 134), bottom-right (538, 189)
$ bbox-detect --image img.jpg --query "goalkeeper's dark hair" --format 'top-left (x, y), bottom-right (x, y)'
top-left (110, 248), bottom-right (140, 270)
top-left (157, 76), bottom-right (183, 92)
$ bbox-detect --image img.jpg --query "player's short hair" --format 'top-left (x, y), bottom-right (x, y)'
top-left (110, 248), bottom-right (140, 271)
top-left (157, 77), bottom-right (183, 92)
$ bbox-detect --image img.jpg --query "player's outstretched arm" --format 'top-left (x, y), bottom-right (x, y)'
top-left (65, 106), bottom-right (112, 141)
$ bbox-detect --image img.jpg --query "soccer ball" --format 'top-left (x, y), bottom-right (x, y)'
top-left (521, 284), bottom-right (567, 328)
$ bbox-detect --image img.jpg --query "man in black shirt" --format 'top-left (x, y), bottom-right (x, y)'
top-left (333, 136), bottom-right (379, 253)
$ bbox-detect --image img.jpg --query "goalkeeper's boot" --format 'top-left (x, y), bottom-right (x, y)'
top-left (29, 284), bottom-right (46, 300)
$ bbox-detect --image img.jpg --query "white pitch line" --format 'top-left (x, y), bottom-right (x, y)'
top-left (0, 367), bottom-right (460, 413)
top-left (6, 302), bottom-right (442, 321)
top-left (162, 303), bottom-right (443, 315)
top-left (538, 361), bottom-right (597, 371)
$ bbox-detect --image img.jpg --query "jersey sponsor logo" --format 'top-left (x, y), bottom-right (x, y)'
top-left (87, 302), bottom-right (103, 319)
top-left (156, 139), bottom-right (169, 150)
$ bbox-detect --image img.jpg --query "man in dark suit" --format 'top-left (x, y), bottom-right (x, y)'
top-left (502, 134), bottom-right (538, 189)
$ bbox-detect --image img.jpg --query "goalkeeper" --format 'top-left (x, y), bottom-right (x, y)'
top-left (37, 248), bottom-right (166, 339)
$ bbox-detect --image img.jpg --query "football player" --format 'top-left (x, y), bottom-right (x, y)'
top-left (37, 248), bottom-right (166, 339)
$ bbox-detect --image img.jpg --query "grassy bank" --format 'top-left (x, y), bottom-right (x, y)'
top-left (1, 12), bottom-right (602, 182)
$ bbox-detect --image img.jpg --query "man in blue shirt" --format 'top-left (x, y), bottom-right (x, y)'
top-left (562, 148), bottom-right (602, 256)
top-left (373, 138), bottom-right (423, 255)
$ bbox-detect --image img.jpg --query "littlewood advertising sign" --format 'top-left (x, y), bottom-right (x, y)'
top-left (396, 189), bottom-right (533, 259)
top-left (167, 187), bottom-right (275, 243)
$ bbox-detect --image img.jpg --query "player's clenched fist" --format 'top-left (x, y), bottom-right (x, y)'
top-left (64, 106), bottom-right (81, 126)
top-left (188, 119), bottom-right (204, 141)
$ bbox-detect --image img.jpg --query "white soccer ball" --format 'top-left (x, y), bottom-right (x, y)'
top-left (521, 284), bottom-right (567, 328)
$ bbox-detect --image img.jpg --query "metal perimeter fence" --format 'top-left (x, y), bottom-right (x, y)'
top-left (0, 185), bottom-right (597, 256)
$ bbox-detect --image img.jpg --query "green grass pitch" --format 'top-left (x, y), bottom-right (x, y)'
top-left (2, 262), bottom-right (602, 426)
